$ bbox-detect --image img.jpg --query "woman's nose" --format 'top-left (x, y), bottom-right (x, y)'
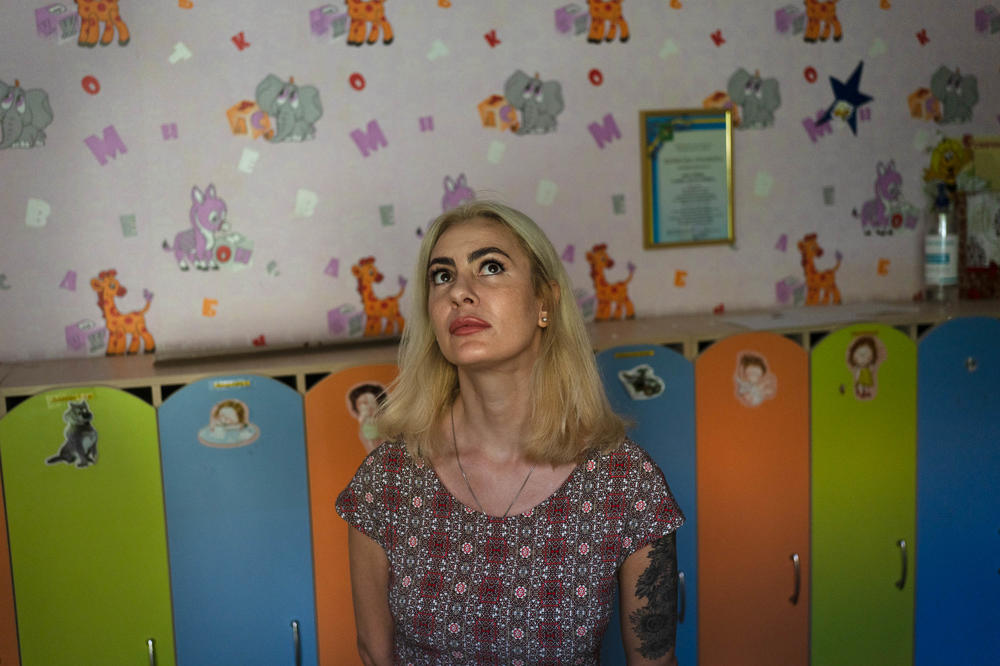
top-left (450, 272), bottom-right (477, 305)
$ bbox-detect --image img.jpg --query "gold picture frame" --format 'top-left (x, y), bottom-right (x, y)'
top-left (640, 108), bottom-right (734, 248)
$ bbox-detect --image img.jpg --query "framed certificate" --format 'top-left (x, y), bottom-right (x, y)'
top-left (641, 108), bottom-right (734, 248)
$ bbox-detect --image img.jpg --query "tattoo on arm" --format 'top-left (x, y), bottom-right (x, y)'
top-left (629, 532), bottom-right (678, 659)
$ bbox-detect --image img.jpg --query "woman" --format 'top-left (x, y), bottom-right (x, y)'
top-left (336, 200), bottom-right (684, 665)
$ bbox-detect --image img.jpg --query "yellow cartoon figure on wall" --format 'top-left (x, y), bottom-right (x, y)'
top-left (797, 233), bottom-right (842, 305)
top-left (352, 256), bottom-right (406, 336)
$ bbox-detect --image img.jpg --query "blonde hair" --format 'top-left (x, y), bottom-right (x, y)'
top-left (376, 200), bottom-right (625, 465)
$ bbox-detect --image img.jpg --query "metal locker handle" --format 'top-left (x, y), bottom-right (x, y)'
top-left (677, 570), bottom-right (686, 624)
top-left (146, 638), bottom-right (156, 666)
top-left (789, 553), bottom-right (801, 605)
top-left (895, 539), bottom-right (908, 590)
top-left (291, 620), bottom-right (302, 666)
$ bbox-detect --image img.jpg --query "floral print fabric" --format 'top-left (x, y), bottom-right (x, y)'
top-left (336, 438), bottom-right (684, 665)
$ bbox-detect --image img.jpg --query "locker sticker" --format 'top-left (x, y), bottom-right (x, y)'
top-left (45, 399), bottom-right (99, 468)
top-left (347, 381), bottom-right (387, 453)
top-left (845, 333), bottom-right (887, 401)
top-left (734, 351), bottom-right (777, 407)
top-left (617, 364), bottom-right (665, 400)
top-left (197, 399), bottom-right (260, 448)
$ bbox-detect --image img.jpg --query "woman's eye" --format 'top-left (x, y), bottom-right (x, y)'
top-left (480, 260), bottom-right (504, 276)
top-left (430, 269), bottom-right (451, 285)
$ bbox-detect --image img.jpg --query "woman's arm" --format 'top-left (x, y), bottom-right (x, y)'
top-left (618, 532), bottom-right (679, 666)
top-left (347, 525), bottom-right (394, 666)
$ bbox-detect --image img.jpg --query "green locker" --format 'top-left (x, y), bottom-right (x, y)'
top-left (0, 387), bottom-right (176, 666)
top-left (810, 323), bottom-right (916, 666)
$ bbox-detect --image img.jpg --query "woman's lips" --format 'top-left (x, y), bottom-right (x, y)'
top-left (449, 316), bottom-right (491, 335)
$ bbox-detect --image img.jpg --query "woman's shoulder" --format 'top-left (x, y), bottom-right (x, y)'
top-left (589, 437), bottom-right (663, 476)
top-left (352, 440), bottom-right (427, 484)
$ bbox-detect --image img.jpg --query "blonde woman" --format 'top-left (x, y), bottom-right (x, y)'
top-left (337, 200), bottom-right (684, 665)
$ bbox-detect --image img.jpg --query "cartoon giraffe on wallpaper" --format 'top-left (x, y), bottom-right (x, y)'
top-left (90, 269), bottom-right (155, 354)
top-left (346, 0), bottom-right (394, 46)
top-left (803, 0), bottom-right (842, 43)
top-left (74, 0), bottom-right (129, 47)
top-left (352, 257), bottom-right (406, 336)
top-left (797, 233), bottom-right (843, 305)
top-left (587, 0), bottom-right (629, 43)
top-left (586, 243), bottom-right (635, 320)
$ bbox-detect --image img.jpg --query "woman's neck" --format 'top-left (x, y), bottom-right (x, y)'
top-left (452, 369), bottom-right (534, 463)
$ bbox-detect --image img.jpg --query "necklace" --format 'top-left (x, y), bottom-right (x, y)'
top-left (451, 405), bottom-right (536, 518)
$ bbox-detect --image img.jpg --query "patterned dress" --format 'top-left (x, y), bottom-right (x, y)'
top-left (336, 438), bottom-right (685, 665)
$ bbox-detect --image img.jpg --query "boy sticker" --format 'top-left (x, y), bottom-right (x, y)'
top-left (197, 399), bottom-right (260, 448)
top-left (734, 351), bottom-right (777, 407)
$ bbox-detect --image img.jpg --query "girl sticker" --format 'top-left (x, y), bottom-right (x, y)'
top-left (347, 382), bottom-right (387, 452)
top-left (197, 399), bottom-right (260, 448)
top-left (845, 333), bottom-right (887, 401)
top-left (734, 351), bottom-right (777, 407)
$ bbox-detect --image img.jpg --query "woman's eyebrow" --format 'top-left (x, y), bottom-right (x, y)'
top-left (467, 246), bottom-right (512, 263)
top-left (427, 256), bottom-right (456, 268)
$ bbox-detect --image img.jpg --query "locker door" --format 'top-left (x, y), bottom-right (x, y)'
top-left (596, 345), bottom-right (697, 666)
top-left (695, 332), bottom-right (810, 666)
top-left (916, 317), bottom-right (1000, 666)
top-left (811, 324), bottom-right (916, 666)
top-left (304, 364), bottom-right (398, 666)
top-left (158, 375), bottom-right (317, 665)
top-left (0, 387), bottom-right (175, 666)
top-left (0, 466), bottom-right (20, 666)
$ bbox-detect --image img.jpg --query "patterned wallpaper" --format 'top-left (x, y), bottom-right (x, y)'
top-left (1, 0), bottom-right (997, 361)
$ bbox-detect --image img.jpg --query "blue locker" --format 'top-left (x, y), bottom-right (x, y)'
top-left (158, 375), bottom-right (318, 665)
top-left (916, 317), bottom-right (1000, 666)
top-left (596, 345), bottom-right (697, 666)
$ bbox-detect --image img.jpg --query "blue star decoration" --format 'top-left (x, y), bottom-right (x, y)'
top-left (817, 61), bottom-right (873, 135)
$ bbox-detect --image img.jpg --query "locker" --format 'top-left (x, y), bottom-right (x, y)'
top-left (696, 332), bottom-right (810, 665)
top-left (916, 317), bottom-right (1000, 665)
top-left (811, 323), bottom-right (916, 666)
top-left (304, 364), bottom-right (398, 666)
top-left (158, 375), bottom-right (317, 665)
top-left (596, 345), bottom-right (697, 666)
top-left (0, 387), bottom-right (175, 665)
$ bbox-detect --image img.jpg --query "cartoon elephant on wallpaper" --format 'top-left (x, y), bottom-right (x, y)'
top-left (0, 79), bottom-right (53, 149)
top-left (254, 74), bottom-right (323, 142)
top-left (503, 70), bottom-right (564, 135)
top-left (726, 68), bottom-right (780, 129)
top-left (930, 66), bottom-right (978, 124)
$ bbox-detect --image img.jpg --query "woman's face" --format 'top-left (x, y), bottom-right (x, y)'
top-left (426, 217), bottom-right (545, 372)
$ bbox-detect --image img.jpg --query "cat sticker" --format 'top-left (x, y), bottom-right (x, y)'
top-left (618, 364), bottom-right (665, 400)
top-left (46, 400), bottom-right (98, 467)
top-left (197, 399), bottom-right (260, 448)
top-left (845, 333), bottom-right (887, 401)
top-left (346, 382), bottom-right (387, 453)
top-left (734, 351), bottom-right (778, 407)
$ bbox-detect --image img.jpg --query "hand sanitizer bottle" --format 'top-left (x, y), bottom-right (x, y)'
top-left (923, 186), bottom-right (959, 302)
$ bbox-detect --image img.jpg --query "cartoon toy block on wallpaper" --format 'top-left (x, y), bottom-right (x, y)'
top-left (254, 75), bottom-right (323, 142)
top-left (73, 0), bottom-right (129, 47)
top-left (586, 244), bottom-right (635, 321)
top-left (586, 0), bottom-right (629, 43)
top-left (774, 5), bottom-right (806, 35)
top-left (797, 234), bottom-right (842, 305)
top-left (352, 257), bottom-right (406, 337)
top-left (163, 184), bottom-right (253, 272)
top-left (226, 100), bottom-right (275, 140)
top-left (309, 4), bottom-right (349, 40)
top-left (702, 91), bottom-right (742, 128)
top-left (802, 0), bottom-right (842, 43)
top-left (0, 80), bottom-right (53, 150)
top-left (90, 269), bottom-right (155, 355)
top-left (346, 0), bottom-right (393, 46)
top-left (908, 88), bottom-right (942, 122)
top-left (477, 95), bottom-right (520, 133)
top-left (65, 319), bottom-right (108, 355)
top-left (35, 4), bottom-right (80, 42)
top-left (554, 4), bottom-right (590, 36)
top-left (975, 5), bottom-right (1000, 34)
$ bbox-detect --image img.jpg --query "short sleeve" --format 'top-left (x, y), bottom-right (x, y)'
top-left (617, 441), bottom-right (685, 565)
top-left (335, 440), bottom-right (407, 551)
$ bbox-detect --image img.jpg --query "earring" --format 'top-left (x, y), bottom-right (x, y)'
top-left (540, 315), bottom-right (549, 324)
